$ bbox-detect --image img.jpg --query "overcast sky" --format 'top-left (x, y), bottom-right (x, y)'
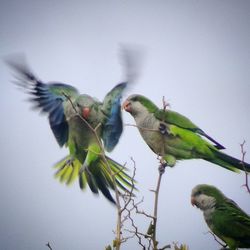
top-left (1, 1), bottom-right (250, 249)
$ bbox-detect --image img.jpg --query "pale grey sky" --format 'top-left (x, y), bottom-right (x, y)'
top-left (1, 1), bottom-right (250, 249)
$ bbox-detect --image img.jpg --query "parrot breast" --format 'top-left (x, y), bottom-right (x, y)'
top-left (135, 113), bottom-right (165, 155)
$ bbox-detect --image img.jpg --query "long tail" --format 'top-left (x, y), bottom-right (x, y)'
top-left (54, 155), bottom-right (136, 204)
top-left (209, 149), bottom-right (250, 173)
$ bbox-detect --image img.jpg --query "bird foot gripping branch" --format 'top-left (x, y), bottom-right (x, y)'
top-left (158, 158), bottom-right (167, 175)
top-left (159, 123), bottom-right (168, 135)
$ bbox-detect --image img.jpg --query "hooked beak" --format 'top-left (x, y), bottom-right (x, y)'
top-left (82, 107), bottom-right (90, 119)
top-left (191, 196), bottom-right (197, 207)
top-left (122, 100), bottom-right (131, 113)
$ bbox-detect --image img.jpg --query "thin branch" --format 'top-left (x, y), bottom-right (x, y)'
top-left (120, 160), bottom-right (150, 249)
top-left (119, 153), bottom-right (169, 249)
top-left (132, 198), bottom-right (155, 220)
top-left (159, 245), bottom-right (171, 250)
top-left (119, 159), bottom-right (153, 249)
top-left (240, 140), bottom-right (250, 194)
top-left (122, 158), bottom-right (167, 250)
top-left (162, 96), bottom-right (170, 111)
top-left (205, 231), bottom-right (227, 248)
top-left (46, 242), bottom-right (53, 250)
top-left (152, 163), bottom-right (166, 250)
top-left (124, 228), bottom-right (149, 249)
top-left (125, 123), bottom-right (160, 132)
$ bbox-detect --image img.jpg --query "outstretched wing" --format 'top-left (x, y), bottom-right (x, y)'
top-left (101, 82), bottom-right (127, 152)
top-left (8, 60), bottom-right (79, 147)
top-left (155, 109), bottom-right (225, 150)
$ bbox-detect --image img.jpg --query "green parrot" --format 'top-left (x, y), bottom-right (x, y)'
top-left (191, 184), bottom-right (250, 250)
top-left (122, 94), bottom-right (250, 172)
top-left (8, 60), bottom-right (134, 204)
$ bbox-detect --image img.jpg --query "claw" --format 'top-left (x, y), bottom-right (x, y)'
top-left (159, 122), bottom-right (167, 135)
top-left (158, 165), bottom-right (166, 174)
top-left (158, 158), bottom-right (167, 174)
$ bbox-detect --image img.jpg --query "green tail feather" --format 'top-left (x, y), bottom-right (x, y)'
top-left (53, 154), bottom-right (136, 203)
top-left (84, 168), bottom-right (116, 204)
top-left (54, 156), bottom-right (81, 185)
top-left (101, 156), bottom-right (137, 191)
top-left (210, 149), bottom-right (250, 173)
top-left (91, 156), bottom-right (136, 194)
top-left (81, 170), bottom-right (99, 194)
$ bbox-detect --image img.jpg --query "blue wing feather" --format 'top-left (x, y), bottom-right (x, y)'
top-left (103, 96), bottom-right (123, 152)
top-left (31, 81), bottom-right (77, 147)
top-left (102, 82), bottom-right (127, 152)
top-left (8, 61), bottom-right (78, 147)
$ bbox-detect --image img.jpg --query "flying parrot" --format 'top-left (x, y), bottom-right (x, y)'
top-left (8, 60), bottom-right (134, 204)
top-left (191, 184), bottom-right (250, 250)
top-left (122, 94), bottom-right (250, 172)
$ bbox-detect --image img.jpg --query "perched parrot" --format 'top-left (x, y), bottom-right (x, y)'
top-left (122, 94), bottom-right (250, 172)
top-left (191, 184), bottom-right (250, 250)
top-left (8, 60), bottom-right (134, 204)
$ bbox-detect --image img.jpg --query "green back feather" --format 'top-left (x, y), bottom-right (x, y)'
top-left (155, 109), bottom-right (200, 131)
top-left (130, 95), bottom-right (158, 113)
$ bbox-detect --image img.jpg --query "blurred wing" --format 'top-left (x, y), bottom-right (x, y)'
top-left (8, 61), bottom-right (79, 147)
top-left (101, 82), bottom-right (127, 152)
top-left (155, 109), bottom-right (225, 150)
top-left (101, 46), bottom-right (143, 151)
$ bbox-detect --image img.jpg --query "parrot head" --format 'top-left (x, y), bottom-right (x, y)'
top-left (190, 184), bottom-right (224, 211)
top-left (122, 94), bottom-right (158, 116)
top-left (75, 94), bottom-right (97, 120)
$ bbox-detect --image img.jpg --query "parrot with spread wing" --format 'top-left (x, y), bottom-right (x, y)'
top-left (122, 94), bottom-right (250, 172)
top-left (8, 60), bottom-right (134, 204)
top-left (191, 184), bottom-right (250, 250)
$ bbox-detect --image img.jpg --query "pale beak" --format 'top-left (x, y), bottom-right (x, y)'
top-left (122, 100), bottom-right (131, 113)
top-left (82, 107), bottom-right (90, 119)
top-left (191, 196), bottom-right (196, 207)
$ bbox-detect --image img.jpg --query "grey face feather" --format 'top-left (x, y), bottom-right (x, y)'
top-left (191, 185), bottom-right (217, 211)
top-left (192, 193), bottom-right (216, 211)
top-left (191, 186), bottom-right (217, 228)
top-left (130, 100), bottom-right (150, 120)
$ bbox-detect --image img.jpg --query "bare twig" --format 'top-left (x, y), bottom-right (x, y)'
top-left (205, 231), bottom-right (227, 248)
top-left (162, 96), bottom-right (170, 111)
top-left (118, 159), bottom-right (153, 249)
top-left (122, 159), bottom-right (167, 249)
top-left (159, 245), bottom-right (171, 250)
top-left (132, 198), bottom-right (155, 220)
top-left (125, 123), bottom-right (160, 132)
top-left (124, 228), bottom-right (149, 249)
top-left (151, 163), bottom-right (166, 250)
top-left (46, 242), bottom-right (53, 250)
top-left (240, 140), bottom-right (250, 194)
top-left (120, 159), bottom-right (150, 249)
